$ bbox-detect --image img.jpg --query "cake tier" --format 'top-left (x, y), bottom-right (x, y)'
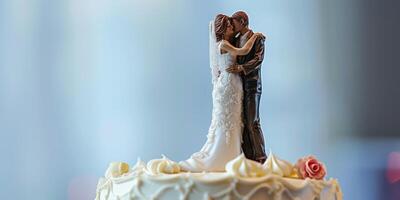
top-left (95, 172), bottom-right (342, 200)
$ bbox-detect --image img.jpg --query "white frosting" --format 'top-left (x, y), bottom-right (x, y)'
top-left (146, 155), bottom-right (181, 175)
top-left (96, 154), bottom-right (343, 200)
top-left (263, 151), bottom-right (294, 177)
top-left (131, 158), bottom-right (146, 175)
top-left (104, 162), bottom-right (131, 179)
top-left (95, 172), bottom-right (343, 200)
top-left (225, 154), bottom-right (267, 178)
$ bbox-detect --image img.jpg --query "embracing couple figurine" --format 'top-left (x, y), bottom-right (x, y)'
top-left (180, 11), bottom-right (267, 172)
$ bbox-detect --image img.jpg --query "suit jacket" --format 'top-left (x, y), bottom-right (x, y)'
top-left (236, 30), bottom-right (266, 94)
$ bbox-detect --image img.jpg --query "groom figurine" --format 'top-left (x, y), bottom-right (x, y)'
top-left (226, 11), bottom-right (267, 163)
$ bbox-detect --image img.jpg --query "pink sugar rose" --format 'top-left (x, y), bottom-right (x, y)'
top-left (295, 156), bottom-right (326, 180)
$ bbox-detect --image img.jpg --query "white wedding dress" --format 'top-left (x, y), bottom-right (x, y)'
top-left (179, 22), bottom-right (257, 172)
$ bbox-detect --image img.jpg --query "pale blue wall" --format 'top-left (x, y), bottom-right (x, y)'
top-left (1, 0), bottom-right (399, 199)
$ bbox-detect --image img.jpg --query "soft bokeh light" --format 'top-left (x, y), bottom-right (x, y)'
top-left (1, 0), bottom-right (399, 199)
top-left (387, 152), bottom-right (400, 184)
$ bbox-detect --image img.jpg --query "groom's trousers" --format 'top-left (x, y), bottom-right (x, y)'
top-left (241, 91), bottom-right (267, 163)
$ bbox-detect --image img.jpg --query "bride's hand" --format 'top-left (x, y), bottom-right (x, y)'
top-left (255, 32), bottom-right (267, 40)
top-left (255, 32), bottom-right (263, 37)
top-left (226, 65), bottom-right (242, 74)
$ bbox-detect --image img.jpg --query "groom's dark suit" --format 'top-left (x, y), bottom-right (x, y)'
top-left (235, 30), bottom-right (267, 163)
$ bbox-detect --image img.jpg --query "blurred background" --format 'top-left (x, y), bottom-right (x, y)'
top-left (1, 0), bottom-right (399, 199)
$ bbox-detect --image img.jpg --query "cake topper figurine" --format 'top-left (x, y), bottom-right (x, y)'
top-left (228, 11), bottom-right (267, 164)
top-left (179, 11), bottom-right (267, 172)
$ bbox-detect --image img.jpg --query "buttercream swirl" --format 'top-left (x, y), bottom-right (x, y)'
top-left (131, 158), bottom-right (146, 175)
top-left (263, 151), bottom-right (293, 177)
top-left (105, 162), bottom-right (131, 178)
top-left (146, 155), bottom-right (181, 175)
top-left (225, 154), bottom-right (267, 178)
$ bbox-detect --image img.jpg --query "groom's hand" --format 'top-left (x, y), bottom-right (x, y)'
top-left (226, 65), bottom-right (243, 73)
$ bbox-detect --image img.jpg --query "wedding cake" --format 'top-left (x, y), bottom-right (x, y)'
top-left (95, 153), bottom-right (342, 200)
top-left (95, 12), bottom-right (343, 200)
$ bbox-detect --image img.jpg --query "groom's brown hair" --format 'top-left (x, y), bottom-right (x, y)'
top-left (232, 11), bottom-right (249, 27)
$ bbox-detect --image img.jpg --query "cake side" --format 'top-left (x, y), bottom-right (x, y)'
top-left (95, 172), bottom-right (342, 200)
top-left (95, 155), bottom-right (343, 200)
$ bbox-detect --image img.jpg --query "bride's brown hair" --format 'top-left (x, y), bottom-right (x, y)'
top-left (214, 14), bottom-right (230, 42)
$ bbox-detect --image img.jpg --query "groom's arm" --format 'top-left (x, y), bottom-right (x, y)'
top-left (239, 35), bottom-right (265, 75)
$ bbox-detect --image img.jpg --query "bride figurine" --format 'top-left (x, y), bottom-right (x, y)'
top-left (179, 14), bottom-right (263, 172)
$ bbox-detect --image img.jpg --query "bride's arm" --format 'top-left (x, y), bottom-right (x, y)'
top-left (220, 33), bottom-right (262, 55)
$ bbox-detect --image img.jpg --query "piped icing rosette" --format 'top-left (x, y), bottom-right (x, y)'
top-left (146, 155), bottom-right (181, 175)
top-left (131, 158), bottom-right (146, 175)
top-left (104, 162), bottom-right (131, 178)
top-left (225, 154), bottom-right (267, 178)
top-left (263, 151), bottom-right (294, 177)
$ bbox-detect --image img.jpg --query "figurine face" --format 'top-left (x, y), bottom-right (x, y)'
top-left (225, 20), bottom-right (234, 38)
top-left (231, 18), bottom-right (243, 33)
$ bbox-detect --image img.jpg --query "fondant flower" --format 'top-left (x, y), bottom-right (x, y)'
top-left (295, 156), bottom-right (326, 180)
